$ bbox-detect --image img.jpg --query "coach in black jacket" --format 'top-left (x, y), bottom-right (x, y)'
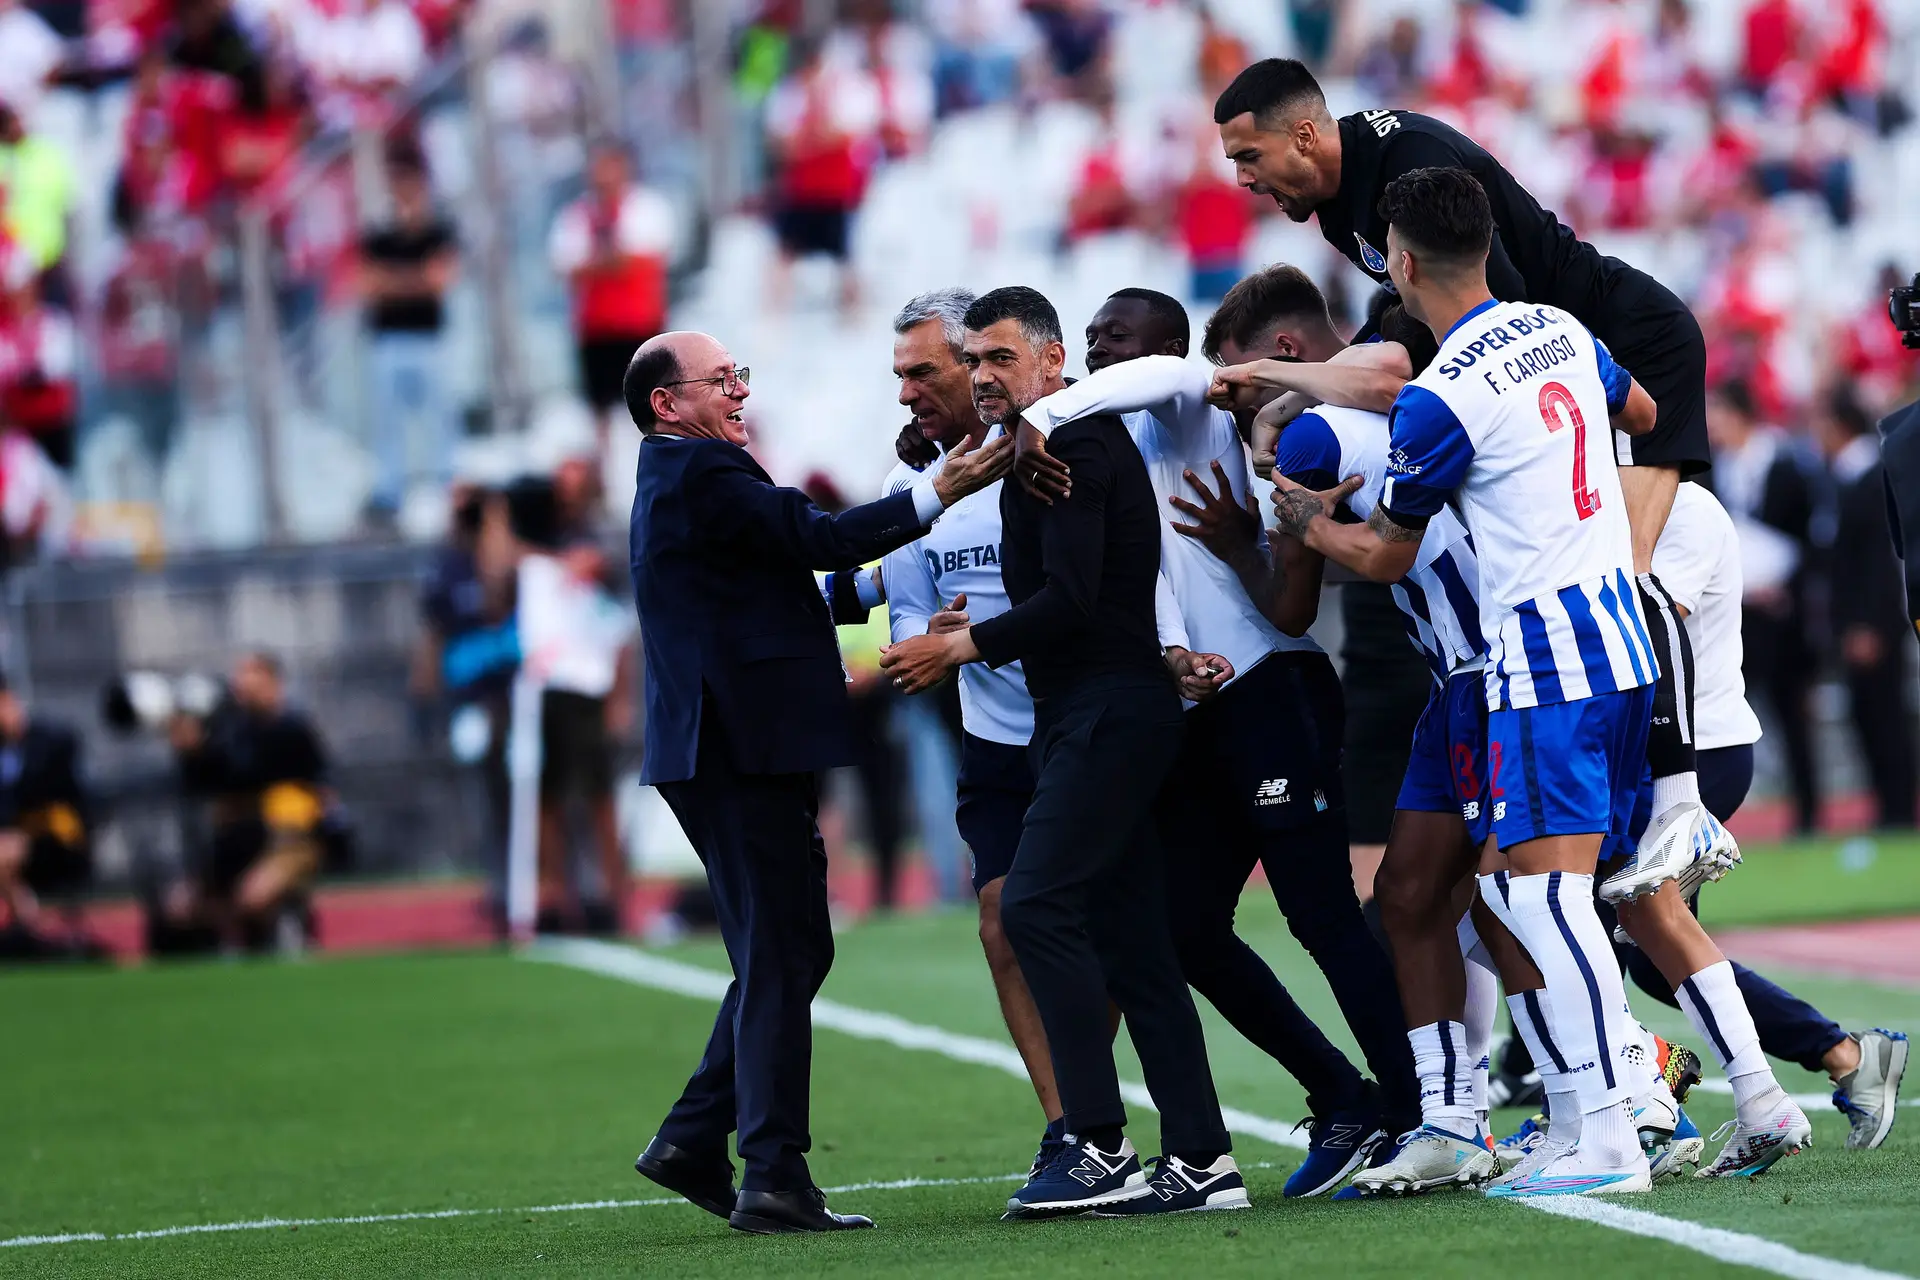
top-left (882, 290), bottom-right (1232, 1218)
top-left (626, 331), bottom-right (1010, 1234)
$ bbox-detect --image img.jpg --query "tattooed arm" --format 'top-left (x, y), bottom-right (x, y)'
top-left (1268, 473), bottom-right (1425, 584)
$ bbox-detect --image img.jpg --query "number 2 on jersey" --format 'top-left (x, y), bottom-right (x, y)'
top-left (1538, 381), bottom-right (1602, 520)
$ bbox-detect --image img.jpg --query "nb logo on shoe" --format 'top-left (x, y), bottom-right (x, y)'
top-left (1325, 1123), bottom-right (1363, 1148)
top-left (1254, 778), bottom-right (1291, 805)
top-left (1066, 1158), bottom-right (1107, 1187)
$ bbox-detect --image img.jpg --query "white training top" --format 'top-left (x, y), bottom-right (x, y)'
top-left (882, 448), bottom-right (1035, 746)
top-left (1650, 483), bottom-right (1764, 751)
top-left (1272, 404), bottom-right (1486, 684)
top-left (1381, 300), bottom-right (1657, 711)
top-left (1023, 356), bottom-right (1323, 695)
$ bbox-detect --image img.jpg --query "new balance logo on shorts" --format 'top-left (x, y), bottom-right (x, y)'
top-left (1255, 779), bottom-right (1291, 806)
top-left (1463, 801), bottom-right (1481, 821)
top-left (1493, 801), bottom-right (1508, 821)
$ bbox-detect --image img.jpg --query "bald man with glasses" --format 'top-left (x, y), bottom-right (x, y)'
top-left (624, 331), bottom-right (1011, 1235)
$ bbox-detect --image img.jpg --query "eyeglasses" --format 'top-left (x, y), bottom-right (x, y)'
top-left (662, 367), bottom-right (751, 394)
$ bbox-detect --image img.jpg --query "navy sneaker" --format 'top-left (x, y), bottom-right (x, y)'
top-left (1284, 1110), bottom-right (1385, 1197)
top-left (1093, 1156), bottom-right (1250, 1215)
top-left (1331, 1128), bottom-right (1404, 1200)
top-left (1029, 1118), bottom-right (1068, 1179)
top-left (1003, 1135), bottom-right (1149, 1220)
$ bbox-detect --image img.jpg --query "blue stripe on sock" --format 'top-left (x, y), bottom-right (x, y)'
top-left (1439, 1021), bottom-right (1457, 1106)
top-left (1546, 870), bottom-right (1615, 1090)
top-left (1521, 988), bottom-right (1571, 1074)
top-left (1681, 977), bottom-right (1735, 1064)
top-left (1494, 870), bottom-right (1510, 909)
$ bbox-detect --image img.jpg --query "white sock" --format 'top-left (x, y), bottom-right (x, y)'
top-left (1501, 872), bottom-right (1635, 1114)
top-left (1459, 915), bottom-right (1499, 1119)
top-left (1506, 989), bottom-right (1578, 1140)
top-left (1676, 960), bottom-right (1782, 1123)
top-left (1652, 771), bottom-right (1701, 812)
top-left (1580, 1098), bottom-right (1644, 1166)
top-left (1410, 1021), bottom-right (1479, 1133)
top-left (1476, 871), bottom-right (1519, 936)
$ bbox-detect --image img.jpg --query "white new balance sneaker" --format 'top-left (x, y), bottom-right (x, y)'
top-left (1485, 1146), bottom-right (1651, 1197)
top-left (1696, 1096), bottom-right (1813, 1178)
top-left (1348, 1125), bottom-right (1497, 1196)
top-left (1600, 801), bottom-right (1715, 902)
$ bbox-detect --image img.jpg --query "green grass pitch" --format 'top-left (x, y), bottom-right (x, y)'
top-left (3, 849), bottom-right (1917, 1278)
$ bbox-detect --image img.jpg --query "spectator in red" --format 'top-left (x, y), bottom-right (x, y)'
top-left (1175, 160), bottom-right (1251, 303)
top-left (1741, 0), bottom-right (1799, 98)
top-left (763, 37), bottom-right (879, 314)
top-left (218, 56), bottom-right (311, 201)
top-left (94, 210), bottom-right (191, 480)
top-left (1811, 0), bottom-right (1885, 123)
top-left (548, 140), bottom-right (676, 435)
top-left (0, 240), bottom-right (76, 470)
top-left (1062, 123), bottom-right (1135, 248)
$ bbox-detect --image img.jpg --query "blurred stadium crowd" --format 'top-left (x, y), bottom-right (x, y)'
top-left (0, 0), bottom-right (1915, 958)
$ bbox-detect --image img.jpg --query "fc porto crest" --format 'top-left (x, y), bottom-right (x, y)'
top-left (1355, 234), bottom-right (1389, 276)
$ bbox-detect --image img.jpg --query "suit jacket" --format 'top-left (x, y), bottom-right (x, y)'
top-left (1831, 455), bottom-right (1908, 638)
top-left (630, 434), bottom-right (930, 784)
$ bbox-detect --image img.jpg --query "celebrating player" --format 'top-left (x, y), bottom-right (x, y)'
top-left (1213, 58), bottom-right (1731, 903)
top-left (1268, 167), bottom-right (1662, 1196)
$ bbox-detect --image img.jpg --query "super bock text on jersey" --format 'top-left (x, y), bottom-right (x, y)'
top-left (1379, 301), bottom-right (1659, 713)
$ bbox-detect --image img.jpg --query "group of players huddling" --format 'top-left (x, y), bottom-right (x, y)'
top-left (838, 59), bottom-right (1911, 1215)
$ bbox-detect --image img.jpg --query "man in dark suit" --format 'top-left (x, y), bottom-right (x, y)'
top-left (1708, 379), bottom-right (1825, 833)
top-left (625, 330), bottom-right (1011, 1234)
top-left (882, 289), bottom-right (1241, 1220)
top-left (1819, 389), bottom-right (1916, 829)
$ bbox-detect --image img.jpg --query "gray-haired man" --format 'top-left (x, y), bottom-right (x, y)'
top-left (875, 289), bottom-right (1068, 1180)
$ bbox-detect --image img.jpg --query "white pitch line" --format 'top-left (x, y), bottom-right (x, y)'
top-left (0, 1174), bottom-right (1029, 1250)
top-left (1524, 1198), bottom-right (1906, 1280)
top-left (531, 937), bottom-right (1915, 1280)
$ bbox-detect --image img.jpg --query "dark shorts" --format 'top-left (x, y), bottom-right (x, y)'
top-left (578, 336), bottom-right (652, 413)
top-left (1396, 667), bottom-right (1492, 846)
top-left (1188, 651), bottom-right (1346, 833)
top-left (1590, 273), bottom-right (1711, 477)
top-left (774, 203), bottom-right (852, 260)
top-left (956, 731), bottom-right (1034, 894)
top-left (542, 690), bottom-right (614, 801)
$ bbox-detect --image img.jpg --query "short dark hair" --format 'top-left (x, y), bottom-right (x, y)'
top-left (1213, 58), bottom-right (1326, 128)
top-left (1106, 288), bottom-right (1190, 350)
top-left (1377, 303), bottom-right (1440, 376)
top-left (1378, 167), bottom-right (1493, 270)
top-left (242, 650), bottom-right (284, 680)
top-left (1202, 265), bottom-right (1330, 363)
top-left (1826, 386), bottom-right (1872, 438)
top-left (963, 286), bottom-right (1063, 350)
top-left (623, 344), bottom-right (680, 432)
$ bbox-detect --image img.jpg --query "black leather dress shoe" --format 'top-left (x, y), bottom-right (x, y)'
top-left (729, 1187), bottom-right (876, 1234)
top-left (634, 1137), bottom-right (736, 1220)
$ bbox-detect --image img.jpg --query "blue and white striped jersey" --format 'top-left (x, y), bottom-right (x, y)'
top-left (1379, 300), bottom-right (1657, 710)
top-left (1272, 404), bottom-right (1485, 683)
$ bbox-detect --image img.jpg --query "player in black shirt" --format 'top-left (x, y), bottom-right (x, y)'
top-left (1212, 57), bottom-right (1718, 872)
top-left (882, 287), bottom-right (1242, 1218)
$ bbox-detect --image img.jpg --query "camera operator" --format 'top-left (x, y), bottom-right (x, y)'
top-left (0, 674), bottom-right (91, 947)
top-left (153, 653), bottom-right (334, 953)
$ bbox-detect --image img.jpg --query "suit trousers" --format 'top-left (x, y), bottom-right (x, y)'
top-left (654, 704), bottom-right (835, 1192)
top-left (998, 674), bottom-right (1230, 1154)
